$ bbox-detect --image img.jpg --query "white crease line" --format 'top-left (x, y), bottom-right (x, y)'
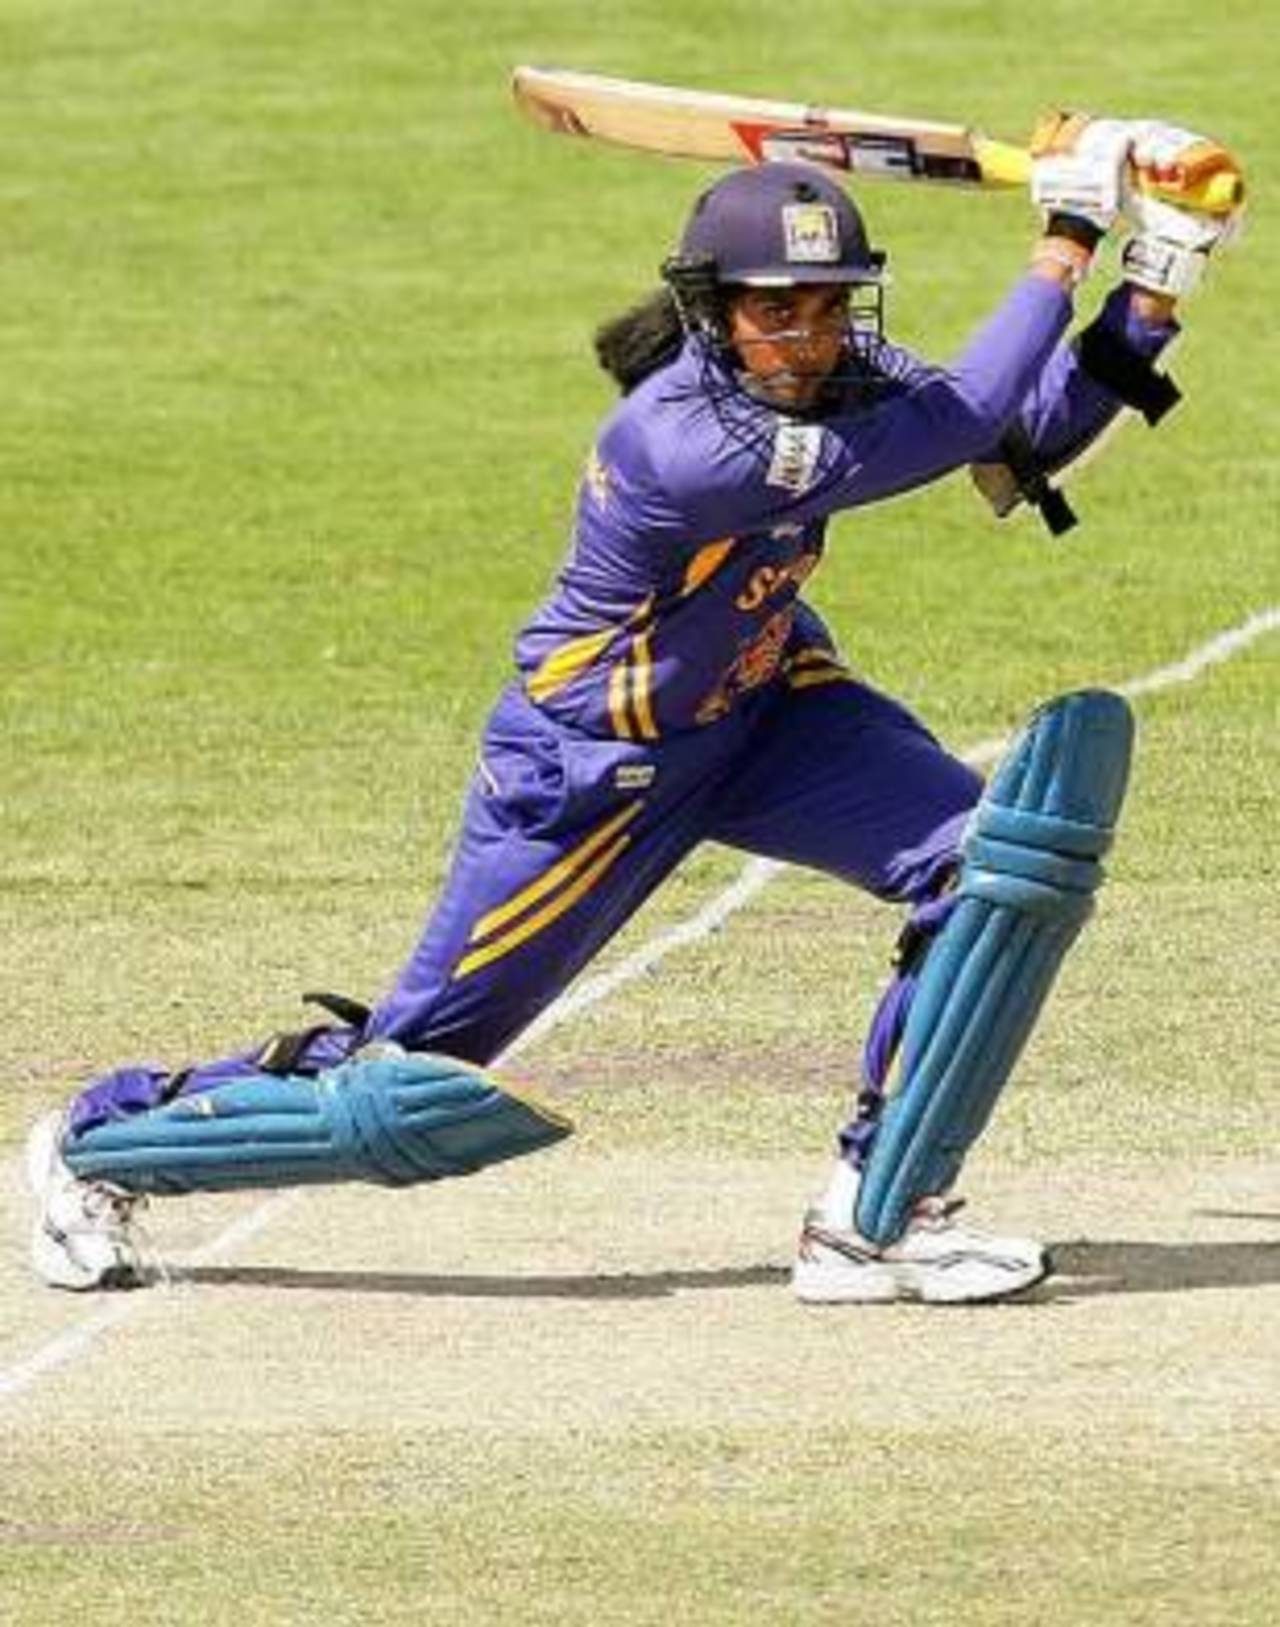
top-left (0, 1296), bottom-right (140, 1402)
top-left (0, 1192), bottom-right (304, 1402)
top-left (175, 1190), bottom-right (304, 1272)
top-left (3, 603), bottom-right (1277, 1404)
top-left (1117, 605), bottom-right (1280, 698)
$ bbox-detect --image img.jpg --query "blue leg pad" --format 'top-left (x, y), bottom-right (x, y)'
top-left (855, 689), bottom-right (1134, 1245)
top-left (63, 1052), bottom-right (573, 1195)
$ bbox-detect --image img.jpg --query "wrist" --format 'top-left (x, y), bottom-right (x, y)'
top-left (1029, 235), bottom-right (1094, 292)
top-left (1127, 286), bottom-right (1179, 325)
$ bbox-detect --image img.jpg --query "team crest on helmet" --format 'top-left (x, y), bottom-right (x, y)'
top-left (782, 202), bottom-right (841, 264)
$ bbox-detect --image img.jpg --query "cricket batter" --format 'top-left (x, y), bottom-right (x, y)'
top-left (27, 114), bottom-right (1239, 1302)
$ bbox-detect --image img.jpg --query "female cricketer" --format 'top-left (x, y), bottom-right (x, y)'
top-left (27, 114), bottom-right (1237, 1303)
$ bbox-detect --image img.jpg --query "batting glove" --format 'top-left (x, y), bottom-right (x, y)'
top-left (1120, 121), bottom-right (1245, 297)
top-left (1030, 112), bottom-right (1135, 248)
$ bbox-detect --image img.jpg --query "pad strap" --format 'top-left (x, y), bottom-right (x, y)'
top-left (304, 990), bottom-right (372, 1028)
top-left (255, 993), bottom-right (371, 1076)
top-left (256, 1024), bottom-right (336, 1076)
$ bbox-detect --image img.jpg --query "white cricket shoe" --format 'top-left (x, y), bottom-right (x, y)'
top-left (792, 1197), bottom-right (1050, 1306)
top-left (26, 1111), bottom-right (148, 1291)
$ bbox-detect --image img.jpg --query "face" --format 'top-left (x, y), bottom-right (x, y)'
top-left (727, 283), bottom-right (852, 410)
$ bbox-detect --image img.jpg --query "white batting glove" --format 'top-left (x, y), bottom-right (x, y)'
top-left (1030, 112), bottom-right (1135, 240)
top-left (1120, 121), bottom-right (1244, 297)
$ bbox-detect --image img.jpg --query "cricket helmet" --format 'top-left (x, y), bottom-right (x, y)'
top-left (674, 161), bottom-right (885, 288)
top-left (661, 162), bottom-right (887, 373)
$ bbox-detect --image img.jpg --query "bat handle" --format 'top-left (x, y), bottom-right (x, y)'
top-left (974, 137), bottom-right (1034, 190)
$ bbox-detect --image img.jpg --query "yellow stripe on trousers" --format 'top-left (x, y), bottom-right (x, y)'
top-left (465, 800), bottom-right (644, 947)
top-left (454, 830), bottom-right (635, 979)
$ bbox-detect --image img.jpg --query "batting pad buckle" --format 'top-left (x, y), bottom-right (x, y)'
top-left (854, 689), bottom-right (1134, 1246)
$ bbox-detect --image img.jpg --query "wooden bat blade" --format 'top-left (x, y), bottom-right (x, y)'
top-left (513, 65), bottom-right (1020, 190)
top-left (512, 66), bottom-right (1243, 217)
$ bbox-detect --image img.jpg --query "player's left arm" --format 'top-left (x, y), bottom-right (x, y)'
top-left (972, 119), bottom-right (1243, 533)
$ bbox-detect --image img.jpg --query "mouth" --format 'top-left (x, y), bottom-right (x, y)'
top-left (750, 368), bottom-right (829, 408)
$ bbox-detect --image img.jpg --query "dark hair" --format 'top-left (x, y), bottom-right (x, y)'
top-left (593, 287), bottom-right (686, 393)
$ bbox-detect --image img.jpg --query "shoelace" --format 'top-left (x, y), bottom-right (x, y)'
top-left (80, 1183), bottom-right (146, 1229)
top-left (909, 1196), bottom-right (968, 1227)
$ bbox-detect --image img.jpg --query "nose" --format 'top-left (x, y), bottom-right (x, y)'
top-left (786, 320), bottom-right (841, 364)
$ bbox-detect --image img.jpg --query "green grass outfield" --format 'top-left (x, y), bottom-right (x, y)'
top-left (1, 3), bottom-right (1277, 1623)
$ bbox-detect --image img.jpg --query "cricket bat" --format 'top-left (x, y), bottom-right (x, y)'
top-left (512, 65), bottom-right (1244, 218)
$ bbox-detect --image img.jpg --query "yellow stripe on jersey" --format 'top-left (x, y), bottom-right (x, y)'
top-left (630, 632), bottom-right (660, 741)
top-left (525, 596), bottom-right (656, 707)
top-left (681, 537), bottom-right (736, 596)
top-left (454, 832), bottom-right (634, 979)
top-left (468, 800), bottom-right (644, 945)
top-left (526, 626), bottom-right (617, 702)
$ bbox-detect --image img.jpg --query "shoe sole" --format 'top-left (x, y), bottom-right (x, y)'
top-left (25, 1112), bottom-right (62, 1198)
top-left (793, 1250), bottom-right (1054, 1306)
top-left (792, 1259), bottom-right (902, 1304)
top-left (906, 1249), bottom-right (1054, 1305)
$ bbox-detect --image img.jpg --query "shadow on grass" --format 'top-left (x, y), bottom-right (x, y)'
top-left (180, 1236), bottom-right (1279, 1302)
top-left (178, 1262), bottom-right (791, 1298)
top-left (1194, 1209), bottom-right (1280, 1223)
top-left (1042, 1237), bottom-right (1280, 1301)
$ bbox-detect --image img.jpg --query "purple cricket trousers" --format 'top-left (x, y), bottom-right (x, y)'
top-left (364, 673), bottom-right (980, 1060)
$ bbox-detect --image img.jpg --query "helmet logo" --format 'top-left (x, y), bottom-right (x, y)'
top-left (781, 202), bottom-right (841, 264)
